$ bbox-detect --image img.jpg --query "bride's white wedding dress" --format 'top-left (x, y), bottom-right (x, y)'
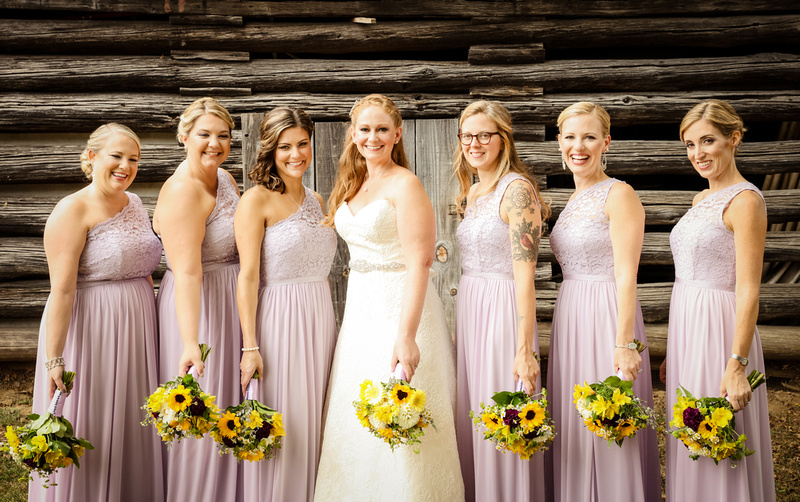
top-left (314, 200), bottom-right (465, 502)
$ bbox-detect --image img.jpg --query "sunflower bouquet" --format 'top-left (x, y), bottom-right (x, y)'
top-left (141, 343), bottom-right (220, 446)
top-left (574, 375), bottom-right (655, 447)
top-left (668, 370), bottom-right (765, 466)
top-left (353, 367), bottom-right (435, 454)
top-left (469, 384), bottom-right (555, 460)
top-left (2, 371), bottom-right (94, 487)
top-left (209, 373), bottom-right (285, 462)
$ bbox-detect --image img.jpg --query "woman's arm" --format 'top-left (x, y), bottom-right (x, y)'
top-left (720, 190), bottom-right (767, 411)
top-left (391, 173), bottom-right (436, 382)
top-left (234, 189), bottom-right (266, 395)
top-left (606, 182), bottom-right (645, 381)
top-left (155, 178), bottom-right (212, 377)
top-left (42, 197), bottom-right (89, 398)
top-left (501, 180), bottom-right (542, 395)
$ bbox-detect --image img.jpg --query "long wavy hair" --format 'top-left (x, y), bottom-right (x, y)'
top-left (322, 94), bottom-right (409, 227)
top-left (249, 107), bottom-right (314, 192)
top-left (453, 100), bottom-right (550, 220)
top-left (679, 99), bottom-right (746, 155)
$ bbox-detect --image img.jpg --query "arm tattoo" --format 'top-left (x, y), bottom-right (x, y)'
top-left (510, 218), bottom-right (541, 263)
top-left (505, 184), bottom-right (534, 216)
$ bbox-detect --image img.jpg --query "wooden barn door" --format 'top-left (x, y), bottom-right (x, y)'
top-left (242, 115), bottom-right (461, 336)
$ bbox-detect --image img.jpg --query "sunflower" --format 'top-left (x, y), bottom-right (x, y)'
top-left (167, 385), bottom-right (193, 412)
top-left (481, 412), bottom-right (503, 432)
top-left (391, 384), bottom-right (412, 405)
top-left (617, 419), bottom-right (637, 438)
top-left (697, 418), bottom-right (718, 440)
top-left (407, 389), bottom-right (427, 412)
top-left (519, 402), bottom-right (545, 430)
top-left (218, 411), bottom-right (241, 439)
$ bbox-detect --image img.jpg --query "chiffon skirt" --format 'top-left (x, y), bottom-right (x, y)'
top-left (29, 277), bottom-right (165, 502)
top-left (547, 276), bottom-right (660, 502)
top-left (665, 281), bottom-right (775, 502)
top-left (241, 279), bottom-right (337, 502)
top-left (455, 274), bottom-right (545, 502)
top-left (157, 264), bottom-right (243, 501)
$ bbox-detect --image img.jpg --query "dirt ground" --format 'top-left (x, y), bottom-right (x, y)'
top-left (1, 362), bottom-right (799, 501)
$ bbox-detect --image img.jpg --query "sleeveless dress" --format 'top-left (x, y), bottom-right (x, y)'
top-left (314, 200), bottom-right (465, 502)
top-left (454, 173), bottom-right (545, 502)
top-left (665, 181), bottom-right (775, 502)
top-left (241, 186), bottom-right (338, 502)
top-left (29, 193), bottom-right (165, 502)
top-left (157, 168), bottom-right (242, 501)
top-left (547, 178), bottom-right (660, 502)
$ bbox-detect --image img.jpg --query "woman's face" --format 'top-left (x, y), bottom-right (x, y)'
top-left (460, 113), bottom-right (502, 174)
top-left (557, 113), bottom-right (610, 177)
top-left (682, 119), bottom-right (740, 181)
top-left (89, 133), bottom-right (140, 193)
top-left (351, 105), bottom-right (401, 165)
top-left (274, 126), bottom-right (312, 182)
top-left (182, 113), bottom-right (231, 170)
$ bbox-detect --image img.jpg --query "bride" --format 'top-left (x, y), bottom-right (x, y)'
top-left (314, 94), bottom-right (465, 501)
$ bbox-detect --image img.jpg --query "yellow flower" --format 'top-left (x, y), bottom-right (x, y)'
top-left (671, 395), bottom-right (696, 427)
top-left (30, 435), bottom-right (49, 453)
top-left (378, 428), bottom-right (394, 439)
top-left (245, 449), bottom-right (265, 462)
top-left (697, 418), bottom-right (717, 440)
top-left (72, 444), bottom-right (86, 458)
top-left (573, 382), bottom-right (595, 404)
top-left (271, 414), bottom-right (286, 438)
top-left (360, 380), bottom-right (381, 404)
top-left (374, 405), bottom-right (394, 425)
top-left (218, 411), bottom-right (241, 439)
top-left (709, 407), bottom-right (733, 428)
top-left (243, 410), bottom-right (264, 430)
top-left (617, 419), bottom-right (637, 438)
top-left (611, 388), bottom-right (632, 408)
top-left (167, 385), bottom-right (192, 412)
top-left (407, 389), bottom-right (427, 412)
top-left (590, 396), bottom-right (618, 420)
top-left (5, 426), bottom-right (19, 451)
top-left (481, 412), bottom-right (503, 432)
top-left (519, 402), bottom-right (545, 430)
top-left (177, 419), bottom-right (192, 431)
top-left (44, 450), bottom-right (64, 465)
top-left (147, 391), bottom-right (165, 412)
top-left (391, 384), bottom-right (412, 405)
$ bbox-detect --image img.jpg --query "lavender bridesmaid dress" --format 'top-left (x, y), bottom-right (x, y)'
top-left (547, 178), bottom-right (660, 502)
top-left (241, 186), bottom-right (337, 501)
top-left (158, 168), bottom-right (242, 500)
top-left (665, 181), bottom-right (775, 502)
top-left (29, 193), bottom-right (165, 502)
top-left (455, 173), bottom-right (545, 502)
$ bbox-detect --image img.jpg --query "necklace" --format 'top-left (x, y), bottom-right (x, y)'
top-left (287, 191), bottom-right (303, 209)
top-left (362, 167), bottom-right (391, 192)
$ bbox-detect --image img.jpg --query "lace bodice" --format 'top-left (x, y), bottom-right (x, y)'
top-left (670, 182), bottom-right (764, 286)
top-left (334, 200), bottom-right (404, 267)
top-left (550, 178), bottom-right (622, 276)
top-left (457, 173), bottom-right (537, 275)
top-left (78, 193), bottom-right (162, 282)
top-left (260, 186), bottom-right (337, 284)
top-left (202, 168), bottom-right (239, 265)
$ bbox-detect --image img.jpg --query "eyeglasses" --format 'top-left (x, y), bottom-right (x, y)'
top-left (457, 132), bottom-right (500, 145)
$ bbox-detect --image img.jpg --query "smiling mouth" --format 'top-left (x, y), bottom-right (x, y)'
top-left (286, 161), bottom-right (305, 167)
top-left (111, 172), bottom-right (128, 180)
top-left (697, 160), bottom-right (712, 168)
top-left (570, 155), bottom-right (589, 161)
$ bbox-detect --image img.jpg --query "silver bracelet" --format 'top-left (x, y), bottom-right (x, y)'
top-left (45, 356), bottom-right (65, 371)
top-left (242, 346), bottom-right (260, 352)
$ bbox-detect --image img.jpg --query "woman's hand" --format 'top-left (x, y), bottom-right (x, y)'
top-left (47, 366), bottom-right (67, 400)
top-left (391, 336), bottom-right (420, 382)
top-left (240, 350), bottom-right (264, 396)
top-left (614, 346), bottom-right (642, 381)
top-left (179, 344), bottom-right (204, 377)
top-left (721, 358), bottom-right (751, 412)
top-left (512, 348), bottom-right (540, 396)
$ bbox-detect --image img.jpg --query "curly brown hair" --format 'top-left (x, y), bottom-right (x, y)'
top-left (249, 107), bottom-right (315, 192)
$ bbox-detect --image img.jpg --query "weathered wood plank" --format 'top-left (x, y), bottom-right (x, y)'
top-left (3, 90), bottom-right (800, 132)
top-left (2, 53), bottom-right (797, 94)
top-left (0, 319), bottom-right (40, 362)
top-left (0, 0), bottom-right (794, 18)
top-left (171, 51), bottom-right (250, 61)
top-left (168, 15), bottom-right (243, 26)
top-left (468, 44), bottom-right (546, 65)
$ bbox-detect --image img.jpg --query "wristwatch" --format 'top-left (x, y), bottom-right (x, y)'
top-left (731, 353), bottom-right (749, 366)
top-left (615, 342), bottom-right (637, 350)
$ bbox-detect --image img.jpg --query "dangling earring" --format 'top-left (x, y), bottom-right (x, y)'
top-left (601, 152), bottom-right (607, 171)
top-left (562, 160), bottom-right (567, 171)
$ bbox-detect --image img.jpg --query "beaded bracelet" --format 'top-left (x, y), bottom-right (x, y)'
top-left (242, 346), bottom-right (260, 352)
top-left (45, 356), bottom-right (65, 371)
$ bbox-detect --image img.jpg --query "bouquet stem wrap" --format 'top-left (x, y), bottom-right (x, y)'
top-left (245, 379), bottom-right (259, 401)
top-left (47, 390), bottom-right (65, 417)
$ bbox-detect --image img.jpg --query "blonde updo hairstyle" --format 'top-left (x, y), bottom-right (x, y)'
top-left (177, 97), bottom-right (235, 148)
top-left (679, 99), bottom-right (746, 155)
top-left (453, 100), bottom-right (550, 220)
top-left (249, 107), bottom-right (314, 192)
top-left (79, 123), bottom-right (141, 180)
top-left (556, 101), bottom-right (611, 138)
top-left (323, 94), bottom-right (409, 227)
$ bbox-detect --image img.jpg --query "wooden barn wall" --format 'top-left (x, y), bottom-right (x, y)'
top-left (0, 0), bottom-right (798, 364)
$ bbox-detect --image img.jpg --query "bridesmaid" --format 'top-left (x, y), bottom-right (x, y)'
top-left (154, 97), bottom-right (241, 500)
top-left (236, 107), bottom-right (337, 501)
top-left (547, 102), bottom-right (660, 502)
top-left (663, 100), bottom-right (775, 501)
top-left (29, 124), bottom-right (164, 501)
top-left (452, 100), bottom-right (549, 501)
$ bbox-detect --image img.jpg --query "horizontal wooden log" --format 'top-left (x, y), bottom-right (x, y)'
top-left (4, 16), bottom-right (797, 55)
top-left (171, 51), bottom-right (250, 62)
top-left (2, 53), bottom-right (798, 94)
top-left (0, 143), bottom-right (242, 185)
top-left (3, 90), bottom-right (800, 132)
top-left (0, 0), bottom-right (794, 18)
top-left (0, 319), bottom-right (40, 362)
top-left (519, 140), bottom-right (800, 177)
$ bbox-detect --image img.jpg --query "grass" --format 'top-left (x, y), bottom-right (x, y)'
top-left (0, 406), bottom-right (30, 502)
